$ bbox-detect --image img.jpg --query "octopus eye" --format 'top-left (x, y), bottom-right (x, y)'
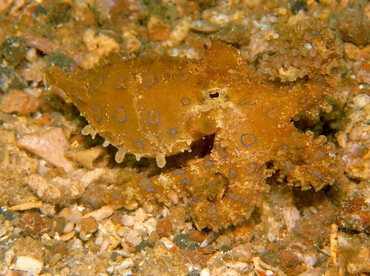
top-left (209, 91), bottom-right (219, 98)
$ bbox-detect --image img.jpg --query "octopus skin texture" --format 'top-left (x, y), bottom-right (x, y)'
top-left (46, 41), bottom-right (341, 230)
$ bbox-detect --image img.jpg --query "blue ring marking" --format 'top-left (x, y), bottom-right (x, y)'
top-left (230, 194), bottom-right (242, 202)
top-left (314, 149), bottom-right (326, 158)
top-left (230, 169), bottom-right (237, 178)
top-left (93, 105), bottom-right (102, 123)
top-left (211, 218), bottom-right (220, 221)
top-left (146, 188), bottom-right (155, 192)
top-left (203, 160), bottom-right (213, 168)
top-left (241, 134), bottom-right (258, 146)
top-left (148, 110), bottom-right (160, 125)
top-left (304, 34), bottom-right (312, 40)
top-left (312, 30), bottom-right (319, 35)
top-left (219, 147), bottom-right (228, 158)
top-left (142, 74), bottom-right (156, 87)
top-left (208, 184), bottom-right (213, 189)
top-left (169, 128), bottom-right (178, 136)
top-left (179, 73), bottom-right (189, 82)
top-left (173, 169), bottom-right (186, 175)
top-left (115, 75), bottom-right (125, 89)
top-left (77, 70), bottom-right (88, 79)
top-left (267, 108), bottom-right (279, 120)
top-left (70, 87), bottom-right (80, 102)
top-left (182, 178), bottom-right (190, 184)
top-left (192, 196), bottom-right (200, 202)
top-left (307, 168), bottom-right (319, 176)
top-left (133, 142), bottom-right (144, 150)
top-left (246, 163), bottom-right (256, 174)
top-left (113, 194), bottom-right (120, 198)
top-left (206, 204), bottom-right (217, 215)
top-left (239, 99), bottom-right (247, 105)
top-left (92, 75), bottom-right (104, 90)
top-left (285, 161), bottom-right (293, 170)
top-left (228, 194), bottom-right (243, 202)
top-left (138, 179), bottom-right (151, 186)
top-left (116, 106), bottom-right (126, 123)
top-left (181, 97), bottom-right (191, 106)
top-left (318, 175), bottom-right (324, 179)
top-left (242, 198), bottom-right (249, 205)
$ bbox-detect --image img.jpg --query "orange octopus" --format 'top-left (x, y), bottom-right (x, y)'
top-left (46, 42), bottom-right (340, 230)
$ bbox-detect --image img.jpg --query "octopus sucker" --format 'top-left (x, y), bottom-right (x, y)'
top-left (46, 41), bottom-right (342, 230)
top-left (156, 154), bottom-right (166, 168)
top-left (115, 146), bottom-right (127, 163)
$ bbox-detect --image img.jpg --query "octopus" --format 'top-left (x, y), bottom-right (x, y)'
top-left (46, 41), bottom-right (341, 230)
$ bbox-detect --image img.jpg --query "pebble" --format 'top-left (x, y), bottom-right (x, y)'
top-left (282, 206), bottom-right (300, 232)
top-left (49, 253), bottom-right (62, 266)
top-left (0, 89), bottom-right (40, 115)
top-left (82, 206), bottom-right (114, 222)
top-left (12, 256), bottom-right (43, 276)
top-left (200, 267), bottom-right (210, 276)
top-left (133, 208), bottom-right (147, 223)
top-left (80, 216), bottom-right (98, 233)
top-left (121, 215), bottom-right (135, 227)
top-left (63, 221), bottom-right (74, 234)
top-left (2, 36), bottom-right (27, 66)
top-left (17, 127), bottom-right (76, 173)
top-left (8, 201), bottom-right (42, 211)
top-left (59, 230), bottom-right (75, 241)
top-left (148, 231), bottom-right (160, 245)
top-left (27, 174), bottom-right (85, 204)
top-left (4, 250), bottom-right (15, 266)
top-left (0, 68), bottom-right (26, 92)
top-left (353, 94), bottom-right (370, 109)
top-left (156, 218), bottom-right (172, 237)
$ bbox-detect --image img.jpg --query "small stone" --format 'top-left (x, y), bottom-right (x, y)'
top-left (0, 68), bottom-right (26, 92)
top-left (20, 212), bottom-right (52, 237)
top-left (82, 206), bottom-right (114, 222)
top-left (47, 2), bottom-right (72, 25)
top-left (173, 233), bottom-right (196, 250)
top-left (148, 231), bottom-right (160, 245)
top-left (200, 267), bottom-right (210, 276)
top-left (48, 253), bottom-right (62, 266)
top-left (134, 208), bottom-right (147, 223)
top-left (148, 16), bottom-right (171, 41)
top-left (80, 216), bottom-right (98, 233)
top-left (59, 230), bottom-right (75, 241)
top-left (67, 146), bottom-right (107, 170)
top-left (63, 221), bottom-right (74, 234)
top-left (4, 249), bottom-right (15, 266)
top-left (124, 229), bottom-right (142, 247)
top-left (118, 258), bottom-right (134, 269)
top-left (121, 215), bottom-right (135, 227)
top-left (13, 256), bottom-right (43, 276)
top-left (8, 201), bottom-right (42, 211)
top-left (27, 174), bottom-right (85, 204)
top-left (0, 90), bottom-right (40, 114)
top-left (354, 61), bottom-right (370, 84)
top-left (156, 218), bottom-right (172, 237)
top-left (283, 206), bottom-right (300, 232)
top-left (353, 94), bottom-right (370, 109)
top-left (18, 128), bottom-right (76, 173)
top-left (53, 217), bottom-right (67, 234)
top-left (2, 37), bottom-right (27, 66)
